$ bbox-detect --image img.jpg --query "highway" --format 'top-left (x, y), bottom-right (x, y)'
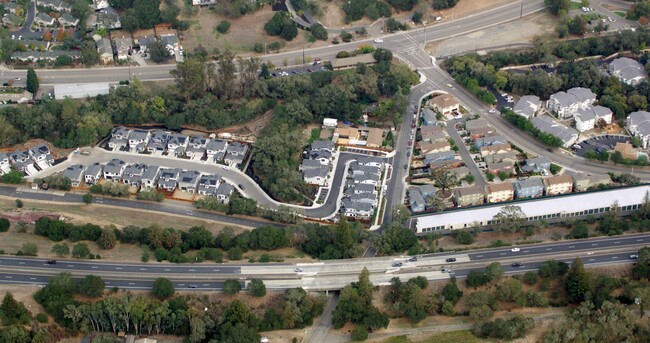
top-left (0, 234), bottom-right (645, 290)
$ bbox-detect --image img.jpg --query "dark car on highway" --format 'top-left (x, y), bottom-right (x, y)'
top-left (445, 258), bottom-right (456, 263)
top-left (46, 260), bottom-right (56, 265)
top-left (511, 262), bottom-right (522, 267)
top-left (392, 262), bottom-right (403, 267)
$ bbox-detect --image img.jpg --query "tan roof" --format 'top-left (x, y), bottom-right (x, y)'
top-left (486, 182), bottom-right (514, 193)
top-left (366, 128), bottom-right (384, 147)
top-left (420, 141), bottom-right (451, 153)
top-left (480, 143), bottom-right (511, 154)
top-left (614, 142), bottom-right (636, 159)
top-left (455, 185), bottom-right (485, 197)
top-left (420, 125), bottom-right (445, 135)
top-left (545, 174), bottom-right (573, 186)
top-left (431, 94), bottom-right (459, 109)
top-left (331, 54), bottom-right (377, 69)
top-left (337, 127), bottom-right (359, 139)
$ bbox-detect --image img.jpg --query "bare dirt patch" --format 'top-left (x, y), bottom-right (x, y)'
top-left (0, 285), bottom-right (45, 316)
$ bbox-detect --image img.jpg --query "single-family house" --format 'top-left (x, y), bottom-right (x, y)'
top-left (574, 105), bottom-right (613, 132)
top-left (136, 35), bottom-right (156, 54)
top-left (425, 150), bottom-right (457, 167)
top-left (206, 139), bottom-right (228, 161)
top-left (430, 94), bottom-right (460, 115)
top-left (28, 144), bottom-right (51, 163)
top-left (215, 183), bottom-right (234, 203)
top-left (34, 13), bottom-right (55, 26)
top-left (121, 163), bottom-right (147, 187)
top-left (0, 153), bottom-right (10, 174)
top-left (484, 151), bottom-right (518, 164)
top-left (419, 125), bottom-right (445, 139)
top-left (474, 135), bottom-right (507, 148)
top-left (224, 142), bottom-right (249, 167)
top-left (37, 0), bottom-right (71, 12)
top-left (166, 133), bottom-right (188, 155)
top-left (59, 13), bottom-right (79, 27)
top-left (419, 141), bottom-right (451, 154)
top-left (480, 143), bottom-right (511, 157)
top-left (514, 178), bottom-right (545, 199)
top-left (197, 174), bottom-right (222, 196)
top-left (544, 174), bottom-right (573, 195)
top-left (11, 50), bottom-right (80, 62)
top-left (366, 128), bottom-right (384, 148)
top-left (409, 188), bottom-right (426, 212)
top-left (546, 87), bottom-right (596, 119)
top-left (63, 164), bottom-right (85, 187)
top-left (141, 165), bottom-right (160, 189)
top-left (128, 129), bottom-right (151, 152)
top-left (531, 116), bottom-right (578, 148)
top-left (187, 135), bottom-right (208, 159)
top-left (303, 165), bottom-right (328, 186)
top-left (350, 173), bottom-right (380, 186)
top-left (419, 184), bottom-right (437, 199)
top-left (469, 127), bottom-right (497, 140)
top-left (178, 171), bottom-right (201, 193)
top-left (4, 3), bottom-right (21, 14)
top-left (311, 140), bottom-right (335, 153)
top-left (347, 183), bottom-right (376, 194)
top-left (300, 159), bottom-right (325, 171)
top-left (96, 9), bottom-right (121, 29)
top-left (103, 159), bottom-right (126, 180)
top-left (486, 182), bottom-right (514, 203)
top-left (0, 90), bottom-right (33, 104)
top-left (349, 163), bottom-right (381, 177)
top-left (307, 150), bottom-right (332, 165)
top-left (9, 150), bottom-right (30, 164)
top-left (513, 95), bottom-right (542, 119)
top-left (160, 34), bottom-right (180, 51)
top-left (146, 130), bottom-right (171, 154)
top-left (609, 57), bottom-right (647, 85)
top-left (626, 111), bottom-right (650, 148)
top-left (450, 166), bottom-right (470, 180)
top-left (157, 168), bottom-right (182, 191)
top-left (96, 38), bottom-right (114, 64)
top-left (421, 108), bottom-right (437, 126)
top-left (357, 156), bottom-right (383, 168)
top-left (114, 37), bottom-right (132, 60)
top-left (486, 160), bottom-right (515, 175)
top-left (84, 163), bottom-right (103, 184)
top-left (346, 192), bottom-right (378, 207)
top-left (2, 13), bottom-right (22, 26)
top-left (465, 118), bottom-right (491, 133)
top-left (521, 157), bottom-right (552, 174)
top-left (341, 198), bottom-right (373, 219)
top-left (453, 186), bottom-right (485, 207)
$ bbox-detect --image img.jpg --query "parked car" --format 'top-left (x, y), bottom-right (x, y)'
top-left (511, 248), bottom-right (520, 252)
top-left (238, 184), bottom-right (245, 190)
top-left (630, 254), bottom-right (639, 259)
top-left (445, 258), bottom-right (457, 262)
top-left (373, 38), bottom-right (383, 43)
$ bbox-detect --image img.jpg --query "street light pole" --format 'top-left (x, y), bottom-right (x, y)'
top-left (302, 45), bottom-right (305, 64)
top-left (520, 0), bottom-right (524, 18)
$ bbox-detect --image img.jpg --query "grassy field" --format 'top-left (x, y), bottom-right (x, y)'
top-left (309, 128), bottom-right (321, 144)
top-left (382, 330), bottom-right (479, 343)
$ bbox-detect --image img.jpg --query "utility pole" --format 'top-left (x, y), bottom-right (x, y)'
top-left (423, 22), bottom-right (427, 48)
top-left (520, 0), bottom-right (523, 18)
top-left (302, 45), bottom-right (305, 64)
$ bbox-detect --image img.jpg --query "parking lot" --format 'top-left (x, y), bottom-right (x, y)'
top-left (270, 63), bottom-right (328, 78)
top-left (575, 134), bottom-right (629, 157)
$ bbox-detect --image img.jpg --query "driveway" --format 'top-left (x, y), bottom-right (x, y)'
top-left (12, 0), bottom-right (35, 37)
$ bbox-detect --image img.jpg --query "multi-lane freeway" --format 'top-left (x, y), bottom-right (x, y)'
top-left (0, 234), bottom-right (645, 290)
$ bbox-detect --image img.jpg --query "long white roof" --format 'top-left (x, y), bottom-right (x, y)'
top-left (416, 185), bottom-right (650, 231)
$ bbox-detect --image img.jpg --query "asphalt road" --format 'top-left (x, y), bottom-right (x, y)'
top-left (0, 185), bottom-right (277, 228)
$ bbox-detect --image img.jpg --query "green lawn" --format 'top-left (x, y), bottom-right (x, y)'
top-left (308, 128), bottom-right (321, 144)
top-left (569, 2), bottom-right (582, 10)
top-left (382, 330), bottom-right (478, 343)
top-left (614, 11), bottom-right (626, 18)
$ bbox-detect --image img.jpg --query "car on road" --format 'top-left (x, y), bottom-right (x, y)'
top-left (46, 260), bottom-right (56, 265)
top-left (409, 256), bottom-right (417, 262)
top-left (441, 268), bottom-right (451, 273)
top-left (488, 109), bottom-right (496, 114)
top-left (408, 140), bottom-right (412, 146)
top-left (294, 267), bottom-right (303, 272)
top-left (446, 84), bottom-right (453, 88)
top-left (403, 164), bottom-right (408, 170)
top-left (238, 184), bottom-right (245, 190)
top-left (392, 262), bottom-right (403, 267)
top-left (630, 254), bottom-right (639, 259)
top-left (511, 248), bottom-right (521, 252)
top-left (188, 284), bottom-right (198, 288)
top-left (445, 258), bottom-right (457, 262)
top-left (546, 148), bottom-right (553, 152)
top-left (511, 262), bottom-right (522, 267)
top-left (373, 38), bottom-right (383, 43)
top-left (14, 78), bottom-right (20, 81)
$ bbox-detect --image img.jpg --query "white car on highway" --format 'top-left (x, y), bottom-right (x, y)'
top-left (511, 248), bottom-right (520, 252)
top-left (374, 38), bottom-right (383, 43)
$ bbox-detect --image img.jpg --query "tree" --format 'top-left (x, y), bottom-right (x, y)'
top-left (430, 166), bottom-right (458, 195)
top-left (335, 216), bottom-right (356, 258)
top-left (0, 292), bottom-right (31, 326)
top-left (216, 20), bottom-right (231, 34)
top-left (496, 278), bottom-right (523, 303)
top-left (171, 57), bottom-right (206, 101)
top-left (523, 271), bottom-right (538, 285)
top-left (310, 23), bottom-right (328, 40)
top-left (17, 242), bottom-right (37, 256)
top-left (152, 277), bottom-right (175, 299)
top-left (51, 243), bottom-right (70, 256)
top-left (72, 243), bottom-right (91, 258)
top-left (83, 192), bottom-right (93, 205)
top-left (97, 227), bottom-right (117, 250)
top-left (224, 280), bottom-right (242, 295)
top-left (149, 41), bottom-right (170, 63)
top-left (26, 67), bottom-right (39, 95)
top-left (454, 230), bottom-right (475, 245)
top-left (565, 257), bottom-right (589, 303)
top-left (492, 205), bottom-right (527, 233)
top-left (351, 326), bottom-right (368, 341)
top-left (538, 260), bottom-right (569, 278)
top-left (0, 218), bottom-right (9, 232)
top-left (80, 40), bottom-right (100, 66)
top-left (441, 279), bottom-right (463, 305)
top-left (78, 275), bottom-right (105, 298)
top-left (55, 55), bottom-right (74, 67)
top-left (14, 199), bottom-right (23, 208)
top-left (249, 279), bottom-right (266, 297)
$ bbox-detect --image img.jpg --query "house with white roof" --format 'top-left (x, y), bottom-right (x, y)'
top-left (626, 111), bottom-right (650, 148)
top-left (609, 57), bottom-right (647, 85)
top-left (513, 95), bottom-right (541, 119)
top-left (546, 87), bottom-right (597, 119)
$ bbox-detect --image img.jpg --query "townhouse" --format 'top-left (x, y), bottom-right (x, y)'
top-left (146, 130), bottom-right (171, 154)
top-left (626, 111), bottom-right (650, 148)
top-left (609, 57), bottom-right (647, 85)
top-left (544, 174), bottom-right (573, 195)
top-left (178, 171), bottom-right (201, 193)
top-left (197, 174), bottom-right (222, 196)
top-left (103, 159), bottom-right (126, 180)
top-left (474, 135), bottom-right (507, 148)
top-left (480, 143), bottom-right (511, 157)
top-left (546, 87), bottom-right (596, 119)
top-left (421, 108), bottom-right (438, 126)
top-left (34, 13), bottom-right (55, 26)
top-left (108, 126), bottom-right (130, 151)
top-left (521, 157), bottom-right (551, 174)
top-left (531, 116), bottom-right (578, 148)
top-left (453, 185), bottom-right (485, 207)
top-left (128, 130), bottom-right (151, 153)
top-left (59, 13), bottom-right (79, 27)
top-left (419, 141), bottom-right (451, 155)
top-left (513, 95), bottom-right (542, 119)
top-left (409, 187), bottom-right (426, 213)
top-left (571, 172), bottom-right (611, 192)
top-left (166, 133), bottom-right (189, 156)
top-left (303, 166), bottom-right (329, 186)
top-left (486, 182), bottom-right (514, 203)
top-left (28, 144), bottom-right (54, 167)
top-left (341, 198), bottom-right (373, 219)
top-left (513, 178), bottom-right (545, 199)
top-left (84, 163), bottom-right (103, 185)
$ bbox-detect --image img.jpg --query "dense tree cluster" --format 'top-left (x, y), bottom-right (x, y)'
top-left (0, 293), bottom-right (32, 326)
top-left (384, 276), bottom-right (431, 323)
top-left (473, 316), bottom-right (535, 340)
top-left (432, 0), bottom-right (458, 10)
top-left (342, 0), bottom-right (392, 22)
top-left (264, 12), bottom-right (298, 41)
top-left (111, 0), bottom-right (188, 32)
top-left (503, 110), bottom-right (565, 147)
top-left (373, 223), bottom-right (418, 255)
top-left (466, 262), bottom-right (504, 287)
top-left (332, 268), bottom-right (390, 332)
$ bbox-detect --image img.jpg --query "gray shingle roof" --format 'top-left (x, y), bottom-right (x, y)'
top-left (531, 116), bottom-right (578, 146)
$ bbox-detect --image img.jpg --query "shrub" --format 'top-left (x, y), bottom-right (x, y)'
top-left (17, 242), bottom-right (38, 256)
top-left (72, 243), bottom-right (91, 258)
top-left (223, 279), bottom-right (241, 295)
top-left (35, 313), bottom-right (48, 323)
top-left (249, 279), bottom-right (266, 297)
top-left (152, 277), bottom-right (175, 300)
top-left (216, 20), bottom-right (231, 34)
top-left (228, 247), bottom-right (243, 260)
top-left (0, 218), bottom-right (9, 232)
top-left (523, 271), bottom-right (538, 285)
top-left (454, 230), bottom-right (475, 244)
top-left (351, 326), bottom-right (369, 341)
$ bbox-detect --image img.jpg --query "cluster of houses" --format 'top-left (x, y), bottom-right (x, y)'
top-left (465, 117), bottom-right (518, 176)
top-left (93, 29), bottom-right (182, 63)
top-left (107, 127), bottom-right (250, 168)
top-left (2, 2), bottom-right (25, 27)
top-left (299, 140), bottom-right (335, 186)
top-left (409, 171), bottom-right (611, 212)
top-left (0, 144), bottom-right (55, 176)
top-left (61, 160), bottom-right (235, 202)
top-left (33, 0), bottom-right (81, 27)
top-left (340, 156), bottom-right (385, 219)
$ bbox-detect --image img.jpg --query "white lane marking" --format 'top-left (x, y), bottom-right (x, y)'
top-left (106, 282), bottom-right (111, 284)
top-left (115, 267), bottom-right (123, 270)
top-left (614, 241), bottom-right (620, 244)
top-left (499, 253), bottom-right (506, 256)
top-left (4, 276), bottom-right (12, 279)
top-left (591, 243), bottom-right (598, 246)
top-left (588, 259), bottom-right (595, 261)
top-left (139, 268), bottom-right (147, 271)
top-left (30, 277), bottom-right (36, 280)
top-left (67, 265), bottom-right (74, 267)
top-left (19, 262), bottom-right (25, 265)
top-left (189, 269), bottom-right (196, 272)
top-left (637, 239), bottom-right (644, 242)
top-left (569, 246), bottom-right (575, 248)
top-left (128, 282), bottom-right (135, 285)
top-left (92, 266), bottom-right (98, 269)
top-left (546, 248), bottom-right (552, 251)
top-left (164, 269), bottom-right (171, 271)
top-left (476, 255), bottom-right (483, 258)
top-left (611, 256), bottom-right (618, 259)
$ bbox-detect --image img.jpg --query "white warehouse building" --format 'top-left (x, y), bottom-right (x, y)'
top-left (414, 185), bottom-right (650, 233)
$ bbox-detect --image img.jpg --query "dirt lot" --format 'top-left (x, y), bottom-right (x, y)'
top-left (426, 11), bottom-right (557, 57)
